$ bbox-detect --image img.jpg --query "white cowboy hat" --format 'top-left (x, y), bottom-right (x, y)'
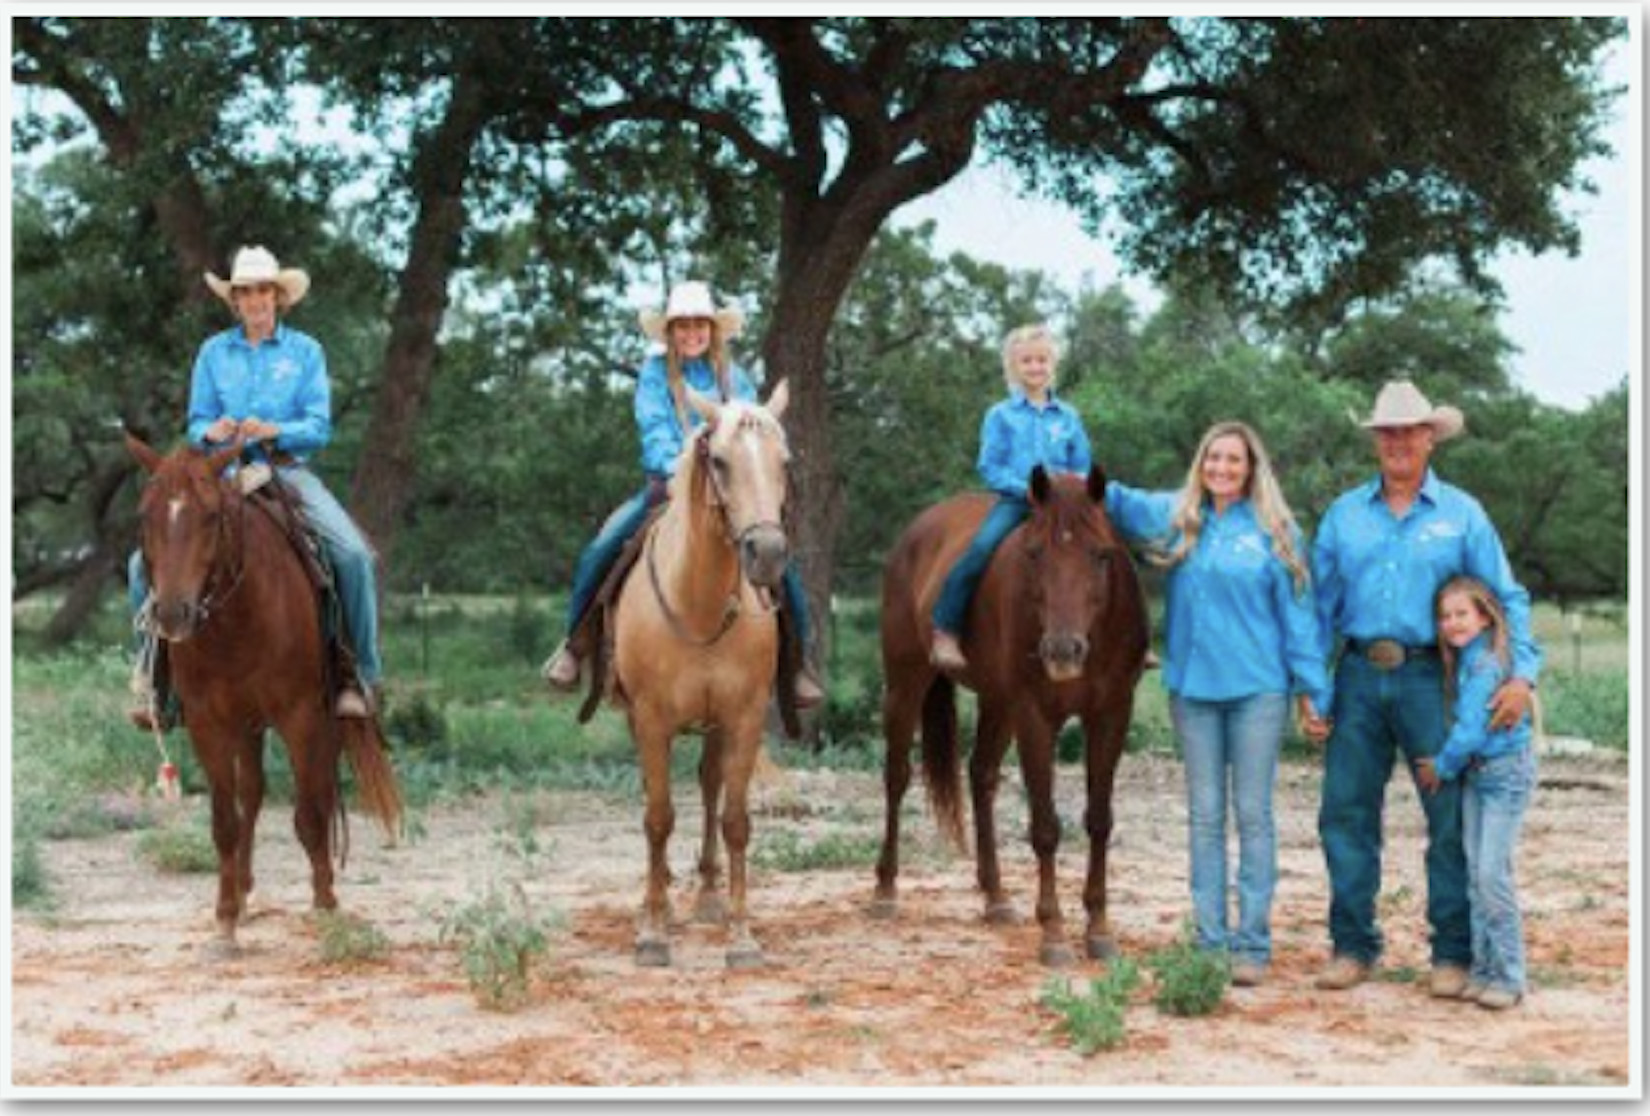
top-left (1354, 379), bottom-right (1464, 442)
top-left (638, 280), bottom-right (744, 342)
top-left (204, 246), bottom-right (311, 308)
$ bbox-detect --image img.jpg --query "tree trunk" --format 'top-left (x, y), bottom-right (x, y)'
top-left (347, 70), bottom-right (490, 572)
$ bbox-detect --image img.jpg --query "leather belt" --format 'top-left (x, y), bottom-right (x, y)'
top-left (1347, 638), bottom-right (1438, 671)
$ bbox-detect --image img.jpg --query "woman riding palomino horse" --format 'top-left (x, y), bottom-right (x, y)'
top-left (875, 464), bottom-right (1149, 966)
top-left (606, 381), bottom-right (795, 968)
top-left (126, 432), bottom-right (402, 958)
top-left (127, 246), bottom-right (383, 726)
top-left (541, 280), bottom-right (822, 711)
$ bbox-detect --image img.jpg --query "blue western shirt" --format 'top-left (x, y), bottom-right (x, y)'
top-left (1434, 634), bottom-right (1535, 781)
top-left (1106, 485), bottom-right (1331, 709)
top-left (186, 323), bottom-right (330, 460)
top-left (1312, 469), bottom-right (1542, 683)
top-left (635, 355), bottom-right (756, 477)
top-left (976, 389), bottom-right (1092, 497)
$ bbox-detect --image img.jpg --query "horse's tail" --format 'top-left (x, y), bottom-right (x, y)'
top-left (919, 675), bottom-right (967, 852)
top-left (341, 717), bottom-right (404, 844)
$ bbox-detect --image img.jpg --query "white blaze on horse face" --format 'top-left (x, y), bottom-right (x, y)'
top-left (168, 497), bottom-right (185, 527)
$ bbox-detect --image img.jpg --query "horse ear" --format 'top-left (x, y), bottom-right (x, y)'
top-left (1087, 463), bottom-right (1107, 502)
top-left (688, 386), bottom-right (721, 425)
top-left (125, 430), bottom-right (163, 475)
top-left (206, 442), bottom-right (242, 477)
top-left (765, 378), bottom-right (790, 421)
top-left (1028, 465), bottom-right (1051, 505)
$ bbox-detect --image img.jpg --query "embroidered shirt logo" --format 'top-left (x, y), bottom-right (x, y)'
top-left (1416, 520), bottom-right (1464, 544)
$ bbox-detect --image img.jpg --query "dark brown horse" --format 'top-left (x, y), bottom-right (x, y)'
top-left (127, 434), bottom-right (402, 958)
top-left (873, 465), bottom-right (1148, 965)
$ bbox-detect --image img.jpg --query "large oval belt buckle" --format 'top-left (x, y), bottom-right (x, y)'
top-left (1367, 639), bottom-right (1405, 670)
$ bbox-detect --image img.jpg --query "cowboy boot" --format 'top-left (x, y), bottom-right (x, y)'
top-left (541, 640), bottom-right (582, 692)
top-left (794, 664), bottom-right (825, 710)
top-left (930, 630), bottom-right (968, 673)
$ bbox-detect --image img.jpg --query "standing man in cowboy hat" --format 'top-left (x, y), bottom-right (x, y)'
top-left (127, 245), bottom-right (383, 723)
top-left (540, 279), bottom-right (823, 708)
top-left (1307, 379), bottom-right (1542, 995)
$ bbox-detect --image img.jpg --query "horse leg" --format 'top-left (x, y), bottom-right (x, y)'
top-left (234, 729), bottom-right (266, 913)
top-left (633, 711), bottom-right (676, 967)
top-left (283, 704), bottom-right (338, 913)
top-left (191, 724), bottom-right (246, 958)
top-left (1018, 712), bottom-right (1072, 967)
top-left (871, 672), bottom-right (925, 919)
top-left (1081, 710), bottom-right (1130, 960)
top-left (971, 702), bottom-right (1019, 925)
top-left (693, 729), bottom-right (728, 925)
top-left (720, 712), bottom-right (766, 969)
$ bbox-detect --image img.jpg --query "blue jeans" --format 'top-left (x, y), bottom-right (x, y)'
top-left (129, 466), bottom-right (382, 687)
top-left (1171, 692), bottom-right (1290, 966)
top-left (931, 496), bottom-right (1029, 636)
top-left (1463, 748), bottom-right (1535, 995)
top-left (1318, 653), bottom-right (1469, 967)
top-left (564, 482), bottom-right (811, 652)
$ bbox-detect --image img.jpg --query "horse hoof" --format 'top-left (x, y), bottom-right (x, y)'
top-left (693, 894), bottom-right (728, 925)
top-left (727, 944), bottom-right (764, 970)
top-left (984, 902), bottom-right (1022, 926)
top-left (1039, 942), bottom-right (1077, 968)
top-left (635, 940), bottom-right (671, 968)
top-left (1086, 936), bottom-right (1119, 961)
top-left (203, 937), bottom-right (243, 963)
top-left (867, 898), bottom-right (899, 921)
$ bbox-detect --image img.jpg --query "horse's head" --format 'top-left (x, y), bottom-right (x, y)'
top-left (1019, 464), bottom-right (1129, 682)
top-left (127, 432), bottom-right (243, 641)
top-left (686, 380), bottom-right (792, 590)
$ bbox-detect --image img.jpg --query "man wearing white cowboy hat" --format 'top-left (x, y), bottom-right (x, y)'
top-left (1306, 379), bottom-right (1541, 996)
top-left (540, 279), bottom-right (823, 709)
top-left (127, 245), bottom-right (383, 723)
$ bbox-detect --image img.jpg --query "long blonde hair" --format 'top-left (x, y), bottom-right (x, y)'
top-left (1152, 420), bottom-right (1310, 594)
top-left (665, 320), bottom-right (734, 431)
top-left (1435, 576), bottom-right (1512, 707)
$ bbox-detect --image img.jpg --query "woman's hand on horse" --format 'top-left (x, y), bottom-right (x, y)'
top-left (238, 418), bottom-right (280, 442)
top-left (205, 417), bottom-right (240, 443)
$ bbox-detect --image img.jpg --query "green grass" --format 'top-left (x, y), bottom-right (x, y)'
top-left (11, 593), bottom-right (1629, 871)
top-left (753, 828), bottom-right (882, 872)
top-left (135, 823), bottom-right (218, 874)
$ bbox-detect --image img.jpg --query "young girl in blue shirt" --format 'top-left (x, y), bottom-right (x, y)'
top-left (929, 324), bottom-right (1091, 671)
top-left (1415, 576), bottom-right (1538, 1010)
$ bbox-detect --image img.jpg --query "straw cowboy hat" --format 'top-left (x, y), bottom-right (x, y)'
top-left (1354, 379), bottom-right (1464, 442)
top-left (204, 246), bottom-right (311, 308)
top-left (638, 281), bottom-right (744, 342)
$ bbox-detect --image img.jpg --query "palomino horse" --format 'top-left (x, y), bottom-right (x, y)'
top-left (127, 434), bottom-right (402, 957)
top-left (873, 465), bottom-right (1148, 965)
top-left (608, 382), bottom-right (793, 969)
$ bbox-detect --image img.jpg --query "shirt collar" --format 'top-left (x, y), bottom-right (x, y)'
top-left (1363, 467), bottom-right (1440, 505)
top-left (1009, 386), bottom-right (1060, 409)
top-left (231, 322), bottom-right (286, 350)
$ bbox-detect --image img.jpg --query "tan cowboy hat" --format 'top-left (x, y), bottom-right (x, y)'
top-left (638, 280), bottom-right (744, 342)
top-left (1354, 379), bottom-right (1464, 442)
top-left (204, 246), bottom-right (311, 308)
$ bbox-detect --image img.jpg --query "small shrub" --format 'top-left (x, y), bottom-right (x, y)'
top-left (316, 910), bottom-right (391, 964)
top-left (136, 824), bottom-right (218, 874)
top-left (754, 829), bottom-right (882, 872)
top-left (1146, 935), bottom-right (1229, 1017)
top-left (13, 837), bottom-right (49, 908)
top-left (385, 691), bottom-right (450, 755)
top-left (439, 883), bottom-right (556, 1012)
top-left (1041, 959), bottom-right (1141, 1055)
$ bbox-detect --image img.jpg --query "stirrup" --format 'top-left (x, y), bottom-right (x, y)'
top-left (542, 644), bottom-right (582, 692)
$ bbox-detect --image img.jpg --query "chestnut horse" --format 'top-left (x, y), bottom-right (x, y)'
top-left (873, 465), bottom-right (1149, 965)
top-left (127, 434), bottom-right (402, 957)
top-left (608, 382), bottom-right (793, 969)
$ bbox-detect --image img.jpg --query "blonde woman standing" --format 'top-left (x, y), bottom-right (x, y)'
top-left (1107, 421), bottom-right (1330, 986)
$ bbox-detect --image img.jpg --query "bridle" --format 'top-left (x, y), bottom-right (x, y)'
top-left (139, 463), bottom-right (250, 638)
top-left (645, 419), bottom-right (787, 647)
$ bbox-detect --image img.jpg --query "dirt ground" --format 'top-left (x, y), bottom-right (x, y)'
top-left (9, 748), bottom-right (1635, 1094)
